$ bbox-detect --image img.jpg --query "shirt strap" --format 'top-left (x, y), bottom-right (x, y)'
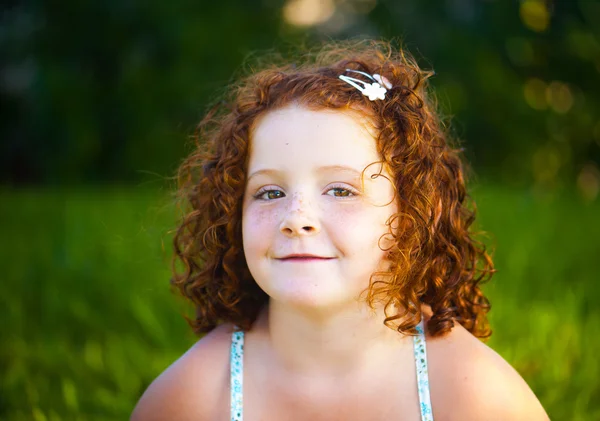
top-left (413, 319), bottom-right (434, 420)
top-left (230, 329), bottom-right (244, 421)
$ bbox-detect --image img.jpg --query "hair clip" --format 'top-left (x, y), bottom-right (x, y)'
top-left (338, 69), bottom-right (392, 101)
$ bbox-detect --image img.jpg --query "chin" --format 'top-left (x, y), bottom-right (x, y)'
top-left (260, 278), bottom-right (362, 312)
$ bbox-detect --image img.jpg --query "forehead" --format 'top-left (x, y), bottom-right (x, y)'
top-left (248, 105), bottom-right (380, 173)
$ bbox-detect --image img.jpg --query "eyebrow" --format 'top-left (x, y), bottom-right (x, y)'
top-left (247, 165), bottom-right (362, 181)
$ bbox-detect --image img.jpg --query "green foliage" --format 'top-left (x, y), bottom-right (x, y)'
top-left (1, 187), bottom-right (599, 420)
top-left (2, 1), bottom-right (599, 190)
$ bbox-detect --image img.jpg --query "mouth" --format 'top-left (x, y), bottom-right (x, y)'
top-left (276, 254), bottom-right (336, 262)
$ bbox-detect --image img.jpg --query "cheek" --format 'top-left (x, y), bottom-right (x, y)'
top-left (243, 206), bottom-right (268, 231)
top-left (326, 203), bottom-right (392, 256)
top-left (242, 204), bottom-right (279, 253)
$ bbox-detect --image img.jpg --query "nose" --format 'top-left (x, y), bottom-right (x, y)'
top-left (279, 193), bottom-right (321, 237)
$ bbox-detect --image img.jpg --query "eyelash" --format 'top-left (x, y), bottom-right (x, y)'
top-left (253, 184), bottom-right (359, 201)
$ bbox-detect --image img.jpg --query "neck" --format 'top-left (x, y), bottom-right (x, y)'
top-left (254, 298), bottom-right (412, 380)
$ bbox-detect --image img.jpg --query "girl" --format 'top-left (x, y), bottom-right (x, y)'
top-left (131, 40), bottom-right (549, 420)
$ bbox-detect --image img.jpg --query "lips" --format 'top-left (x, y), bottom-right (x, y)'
top-left (276, 254), bottom-right (335, 261)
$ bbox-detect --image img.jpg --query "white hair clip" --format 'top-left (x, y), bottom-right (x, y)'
top-left (338, 69), bottom-right (392, 101)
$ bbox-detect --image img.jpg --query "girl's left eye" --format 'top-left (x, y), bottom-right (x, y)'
top-left (326, 186), bottom-right (356, 198)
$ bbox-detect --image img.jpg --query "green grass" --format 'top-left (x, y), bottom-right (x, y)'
top-left (1, 185), bottom-right (598, 420)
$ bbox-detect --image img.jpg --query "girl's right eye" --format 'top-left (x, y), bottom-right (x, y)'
top-left (254, 189), bottom-right (286, 200)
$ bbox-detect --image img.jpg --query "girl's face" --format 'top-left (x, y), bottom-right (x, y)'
top-left (242, 104), bottom-right (397, 312)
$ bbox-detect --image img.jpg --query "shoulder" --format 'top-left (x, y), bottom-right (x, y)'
top-left (130, 323), bottom-right (236, 421)
top-left (426, 322), bottom-right (549, 421)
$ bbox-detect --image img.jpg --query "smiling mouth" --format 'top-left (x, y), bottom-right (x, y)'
top-left (276, 255), bottom-right (335, 262)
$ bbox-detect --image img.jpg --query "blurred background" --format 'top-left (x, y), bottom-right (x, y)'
top-left (1, 0), bottom-right (599, 419)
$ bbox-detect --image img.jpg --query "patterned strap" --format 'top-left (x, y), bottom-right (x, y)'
top-left (413, 320), bottom-right (434, 421)
top-left (230, 329), bottom-right (244, 421)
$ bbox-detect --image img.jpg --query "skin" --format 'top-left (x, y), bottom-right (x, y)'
top-left (130, 104), bottom-right (549, 421)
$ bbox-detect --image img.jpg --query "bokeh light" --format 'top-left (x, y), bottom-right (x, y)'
top-left (283, 0), bottom-right (336, 27)
top-left (546, 81), bottom-right (574, 114)
top-left (532, 144), bottom-right (561, 184)
top-left (519, 0), bottom-right (550, 33)
top-left (577, 162), bottom-right (600, 202)
top-left (524, 78), bottom-right (548, 110)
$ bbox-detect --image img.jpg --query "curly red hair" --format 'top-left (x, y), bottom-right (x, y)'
top-left (172, 40), bottom-right (494, 339)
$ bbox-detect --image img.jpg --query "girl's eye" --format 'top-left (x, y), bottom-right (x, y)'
top-left (327, 187), bottom-right (355, 198)
top-left (255, 189), bottom-right (285, 200)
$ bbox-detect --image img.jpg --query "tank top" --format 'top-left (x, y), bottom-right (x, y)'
top-left (229, 320), bottom-right (433, 421)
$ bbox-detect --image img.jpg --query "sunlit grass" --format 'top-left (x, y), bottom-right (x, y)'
top-left (1, 186), bottom-right (598, 420)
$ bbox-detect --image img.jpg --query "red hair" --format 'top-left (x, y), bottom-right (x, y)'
top-left (172, 40), bottom-right (495, 338)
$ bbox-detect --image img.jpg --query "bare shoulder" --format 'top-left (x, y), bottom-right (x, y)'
top-left (426, 322), bottom-right (549, 421)
top-left (130, 323), bottom-right (235, 421)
